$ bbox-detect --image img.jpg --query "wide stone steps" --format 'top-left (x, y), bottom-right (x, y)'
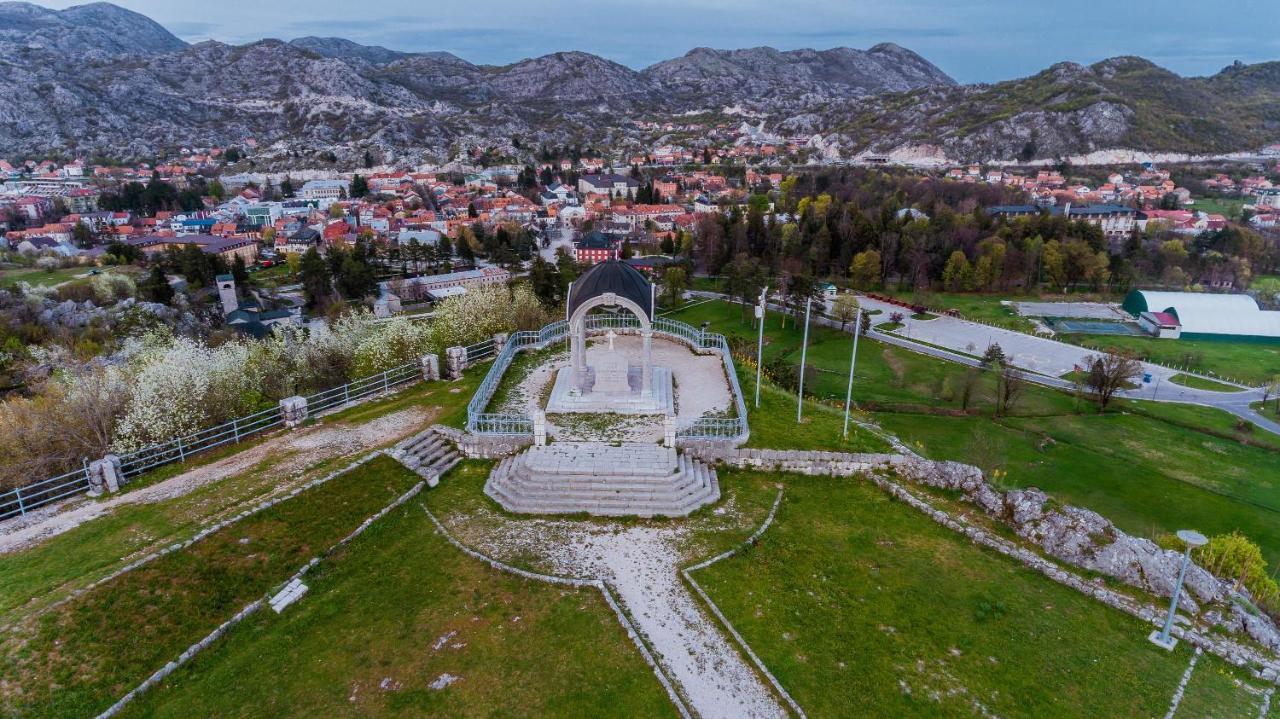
top-left (484, 442), bottom-right (720, 518)
top-left (389, 428), bottom-right (462, 487)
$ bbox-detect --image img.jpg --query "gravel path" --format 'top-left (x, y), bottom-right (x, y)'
top-left (0, 408), bottom-right (428, 554)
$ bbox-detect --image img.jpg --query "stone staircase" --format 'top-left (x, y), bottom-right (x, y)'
top-left (388, 428), bottom-right (462, 487)
top-left (484, 442), bottom-right (719, 517)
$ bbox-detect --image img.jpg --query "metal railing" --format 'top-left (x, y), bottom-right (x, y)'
top-left (465, 338), bottom-right (497, 364)
top-left (0, 466), bottom-right (91, 522)
top-left (467, 315), bottom-right (750, 443)
top-left (2, 360), bottom-right (425, 522)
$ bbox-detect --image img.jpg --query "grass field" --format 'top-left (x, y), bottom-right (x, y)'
top-left (1174, 653), bottom-right (1275, 718)
top-left (696, 470), bottom-right (1205, 718)
top-left (0, 265), bottom-right (108, 289)
top-left (0, 373), bottom-right (480, 626)
top-left (0, 455), bottom-right (422, 718)
top-left (1169, 373), bottom-right (1242, 391)
top-left (669, 299), bottom-right (1280, 566)
top-left (881, 289), bottom-right (1041, 331)
top-left (1062, 334), bottom-right (1280, 386)
top-left (1190, 196), bottom-right (1249, 220)
top-left (121, 462), bottom-right (674, 719)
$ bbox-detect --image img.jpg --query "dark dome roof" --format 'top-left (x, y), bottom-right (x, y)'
top-left (568, 260), bottom-right (653, 321)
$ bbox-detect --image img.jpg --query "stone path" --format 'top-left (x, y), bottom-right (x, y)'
top-left (450, 512), bottom-right (787, 719)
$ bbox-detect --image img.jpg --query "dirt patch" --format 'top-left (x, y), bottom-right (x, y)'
top-left (0, 408), bottom-right (430, 554)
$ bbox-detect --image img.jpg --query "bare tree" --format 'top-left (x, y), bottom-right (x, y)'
top-left (1085, 350), bottom-right (1142, 411)
top-left (957, 367), bottom-right (982, 412)
top-left (994, 362), bottom-right (1025, 417)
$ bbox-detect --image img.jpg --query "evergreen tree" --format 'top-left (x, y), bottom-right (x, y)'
top-left (231, 254), bottom-right (249, 288)
top-left (140, 264), bottom-right (175, 304)
top-left (350, 174), bottom-right (370, 198)
top-left (300, 247), bottom-right (332, 309)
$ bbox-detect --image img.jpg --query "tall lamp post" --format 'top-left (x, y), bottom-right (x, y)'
top-left (754, 286), bottom-right (767, 408)
top-left (842, 307), bottom-right (863, 438)
top-left (796, 297), bottom-right (812, 423)
top-left (1149, 529), bottom-right (1208, 650)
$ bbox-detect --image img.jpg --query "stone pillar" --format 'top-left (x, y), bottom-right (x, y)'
top-left (420, 353), bottom-right (440, 381)
top-left (87, 454), bottom-right (123, 496)
top-left (571, 324), bottom-right (586, 390)
top-left (279, 395), bottom-right (309, 429)
top-left (445, 346), bottom-right (467, 379)
top-left (663, 414), bottom-right (677, 448)
top-left (642, 328), bottom-right (653, 394)
top-left (492, 332), bottom-right (509, 351)
top-left (533, 410), bottom-right (547, 446)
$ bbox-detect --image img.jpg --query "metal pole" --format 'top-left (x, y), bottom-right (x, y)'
top-left (796, 297), bottom-right (811, 423)
top-left (755, 286), bottom-right (767, 408)
top-left (843, 307), bottom-right (862, 438)
top-left (1157, 546), bottom-right (1192, 645)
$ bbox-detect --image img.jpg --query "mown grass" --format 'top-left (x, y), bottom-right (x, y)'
top-left (1061, 334), bottom-right (1280, 387)
top-left (0, 455), bottom-right (422, 718)
top-left (874, 411), bottom-right (1280, 567)
top-left (1174, 653), bottom-right (1273, 719)
top-left (1169, 372), bottom-right (1244, 392)
top-left (738, 363), bottom-right (891, 453)
top-left (696, 470), bottom-right (1204, 718)
top-left (122, 465), bottom-right (676, 718)
top-left (0, 371), bottom-right (481, 626)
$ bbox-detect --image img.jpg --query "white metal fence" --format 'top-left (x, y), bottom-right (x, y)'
top-left (466, 315), bottom-right (750, 442)
top-left (0, 360), bottom-right (424, 522)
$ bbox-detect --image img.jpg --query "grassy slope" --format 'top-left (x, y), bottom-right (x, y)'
top-left (1175, 653), bottom-right (1273, 719)
top-left (0, 456), bottom-right (420, 718)
top-left (1061, 334), bottom-right (1280, 387)
top-left (672, 299), bottom-right (1280, 565)
top-left (0, 374), bottom-right (480, 627)
top-left (123, 464), bottom-right (674, 719)
top-left (696, 471), bottom-right (1198, 718)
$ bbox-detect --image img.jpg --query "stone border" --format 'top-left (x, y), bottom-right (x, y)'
top-left (3, 452), bottom-right (388, 633)
top-left (682, 487), bottom-right (807, 719)
top-left (418, 503), bottom-right (694, 719)
top-left (1163, 648), bottom-right (1201, 719)
top-left (96, 469), bottom-right (426, 717)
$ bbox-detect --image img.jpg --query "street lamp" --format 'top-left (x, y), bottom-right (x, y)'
top-left (754, 286), bottom-right (767, 408)
top-left (1149, 529), bottom-right (1208, 650)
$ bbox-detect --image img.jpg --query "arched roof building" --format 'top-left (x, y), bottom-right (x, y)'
top-left (1123, 290), bottom-right (1280, 340)
top-left (567, 260), bottom-right (653, 322)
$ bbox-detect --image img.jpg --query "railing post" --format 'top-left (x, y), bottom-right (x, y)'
top-left (177, 436), bottom-right (186, 463)
top-left (16, 486), bottom-right (25, 516)
top-left (382, 369), bottom-right (390, 394)
top-left (343, 382), bottom-right (350, 405)
top-left (232, 416), bottom-right (241, 443)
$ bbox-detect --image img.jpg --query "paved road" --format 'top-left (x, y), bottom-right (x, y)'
top-left (689, 290), bottom-right (1280, 436)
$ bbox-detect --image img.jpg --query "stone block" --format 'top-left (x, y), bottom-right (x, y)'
top-left (88, 454), bottom-right (124, 495)
top-left (445, 346), bottom-right (467, 379)
top-left (420, 353), bottom-right (440, 381)
top-left (533, 410), bottom-right (547, 446)
top-left (279, 395), bottom-right (309, 428)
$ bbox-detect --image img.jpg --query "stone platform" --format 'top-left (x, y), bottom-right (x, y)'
top-left (484, 442), bottom-right (719, 517)
top-left (545, 365), bottom-right (674, 415)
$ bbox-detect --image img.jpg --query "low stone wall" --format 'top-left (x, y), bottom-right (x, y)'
top-left (686, 444), bottom-right (1280, 679)
top-left (431, 425), bottom-right (531, 459)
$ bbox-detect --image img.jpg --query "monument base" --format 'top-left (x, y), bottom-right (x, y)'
top-left (545, 365), bottom-right (674, 415)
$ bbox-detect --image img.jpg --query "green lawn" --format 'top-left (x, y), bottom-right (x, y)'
top-left (121, 462), bottom-right (674, 719)
top-left (0, 265), bottom-right (102, 289)
top-left (0, 455), bottom-right (422, 718)
top-left (0, 373), bottom-right (481, 627)
top-left (1174, 653), bottom-right (1273, 719)
top-left (696, 471), bottom-right (1203, 718)
top-left (1168, 373), bottom-right (1242, 392)
top-left (874, 411), bottom-right (1280, 567)
top-left (1189, 196), bottom-right (1248, 220)
top-left (1061, 334), bottom-right (1280, 387)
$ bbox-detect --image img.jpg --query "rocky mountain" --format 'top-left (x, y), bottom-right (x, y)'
top-left (0, 1), bottom-right (186, 60)
top-left (0, 2), bottom-right (1275, 165)
top-left (826, 56), bottom-right (1280, 162)
top-left (288, 37), bottom-right (413, 66)
top-left (642, 44), bottom-right (955, 103)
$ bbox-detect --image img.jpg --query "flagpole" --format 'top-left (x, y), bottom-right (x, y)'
top-left (843, 307), bottom-right (862, 438)
top-left (754, 286), bottom-right (767, 408)
top-left (796, 296), bottom-right (811, 423)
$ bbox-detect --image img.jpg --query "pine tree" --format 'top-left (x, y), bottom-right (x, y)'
top-left (300, 247), bottom-right (332, 309)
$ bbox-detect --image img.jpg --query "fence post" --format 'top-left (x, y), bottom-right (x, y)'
top-left (232, 416), bottom-right (241, 443)
top-left (343, 382), bottom-right (350, 405)
top-left (382, 369), bottom-right (390, 394)
top-left (16, 486), bottom-right (25, 516)
top-left (420, 353), bottom-right (440, 381)
top-left (280, 396), bottom-right (309, 429)
top-left (445, 346), bottom-right (467, 379)
top-left (177, 436), bottom-right (186, 463)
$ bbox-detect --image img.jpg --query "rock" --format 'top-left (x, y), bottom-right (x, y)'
top-left (1005, 488), bottom-right (1048, 525)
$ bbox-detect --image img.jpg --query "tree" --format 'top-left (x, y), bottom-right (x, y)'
top-left (280, 176), bottom-right (295, 198)
top-left (350, 174), bottom-right (369, 198)
top-left (620, 238), bottom-right (634, 259)
top-left (981, 342), bottom-right (1006, 367)
top-left (659, 235), bottom-right (676, 255)
top-left (832, 293), bottom-right (860, 331)
top-left (299, 247), bottom-right (332, 309)
top-left (660, 266), bottom-right (688, 307)
top-left (993, 361), bottom-right (1025, 417)
top-left (139, 264), bottom-right (174, 304)
top-left (849, 249), bottom-right (882, 290)
top-left (1085, 350), bottom-right (1141, 411)
top-left (231, 254), bottom-right (249, 288)
top-left (208, 179), bottom-right (226, 201)
top-left (942, 250), bottom-right (974, 292)
top-left (71, 221), bottom-right (95, 249)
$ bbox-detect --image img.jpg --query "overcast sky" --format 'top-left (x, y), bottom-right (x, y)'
top-left (39, 0), bottom-right (1280, 83)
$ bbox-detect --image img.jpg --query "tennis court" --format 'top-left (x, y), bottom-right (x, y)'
top-left (1046, 318), bottom-right (1145, 335)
